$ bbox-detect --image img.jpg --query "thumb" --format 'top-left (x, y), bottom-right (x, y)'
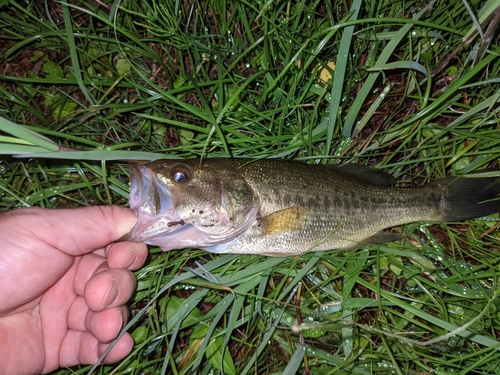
top-left (14, 206), bottom-right (138, 256)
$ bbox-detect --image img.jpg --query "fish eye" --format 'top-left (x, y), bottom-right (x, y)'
top-left (171, 164), bottom-right (191, 183)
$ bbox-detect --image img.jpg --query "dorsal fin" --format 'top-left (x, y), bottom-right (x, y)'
top-left (328, 164), bottom-right (396, 186)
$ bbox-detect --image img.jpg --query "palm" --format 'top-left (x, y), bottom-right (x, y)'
top-left (0, 207), bottom-right (147, 375)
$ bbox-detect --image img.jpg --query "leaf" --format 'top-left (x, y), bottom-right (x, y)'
top-left (43, 60), bottom-right (64, 79)
top-left (366, 61), bottom-right (427, 75)
top-left (282, 344), bottom-right (305, 375)
top-left (13, 150), bottom-right (165, 161)
top-left (162, 296), bottom-right (204, 329)
top-left (25, 182), bottom-right (89, 205)
top-left (131, 326), bottom-right (149, 344)
top-left (116, 57), bottom-right (131, 76)
top-left (0, 116), bottom-right (59, 150)
top-left (206, 335), bottom-right (237, 375)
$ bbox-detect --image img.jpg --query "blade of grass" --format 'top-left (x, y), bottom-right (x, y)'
top-left (0, 116), bottom-right (59, 150)
top-left (324, 0), bottom-right (361, 156)
top-left (343, 1), bottom-right (436, 139)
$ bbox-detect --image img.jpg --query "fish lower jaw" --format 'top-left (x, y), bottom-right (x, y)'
top-left (128, 214), bottom-right (179, 241)
top-left (144, 224), bottom-right (243, 251)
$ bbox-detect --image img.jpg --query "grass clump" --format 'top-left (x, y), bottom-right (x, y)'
top-left (1, 0), bottom-right (500, 374)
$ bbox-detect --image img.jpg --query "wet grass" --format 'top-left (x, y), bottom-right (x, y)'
top-left (1, 0), bottom-right (500, 374)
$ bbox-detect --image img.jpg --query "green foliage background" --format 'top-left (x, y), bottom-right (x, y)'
top-left (1, 0), bottom-right (500, 374)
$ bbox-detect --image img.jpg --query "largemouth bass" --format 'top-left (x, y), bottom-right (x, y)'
top-left (125, 159), bottom-right (500, 256)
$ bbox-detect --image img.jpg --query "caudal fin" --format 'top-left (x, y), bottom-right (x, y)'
top-left (433, 173), bottom-right (500, 221)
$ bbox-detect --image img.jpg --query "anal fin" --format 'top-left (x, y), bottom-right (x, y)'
top-left (362, 231), bottom-right (406, 245)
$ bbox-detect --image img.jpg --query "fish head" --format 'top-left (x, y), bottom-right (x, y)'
top-left (127, 159), bottom-right (260, 250)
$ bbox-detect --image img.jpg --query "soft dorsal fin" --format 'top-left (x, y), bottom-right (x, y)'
top-left (328, 164), bottom-right (397, 186)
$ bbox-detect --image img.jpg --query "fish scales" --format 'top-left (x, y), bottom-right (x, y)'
top-left (126, 158), bottom-right (500, 256)
top-left (215, 159), bottom-right (436, 254)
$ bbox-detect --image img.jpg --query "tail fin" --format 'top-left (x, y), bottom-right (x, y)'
top-left (433, 173), bottom-right (500, 221)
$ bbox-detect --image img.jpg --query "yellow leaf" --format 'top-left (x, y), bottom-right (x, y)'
top-left (317, 61), bottom-right (336, 83)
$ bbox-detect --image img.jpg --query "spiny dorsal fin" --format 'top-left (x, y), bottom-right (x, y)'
top-left (259, 207), bottom-right (309, 235)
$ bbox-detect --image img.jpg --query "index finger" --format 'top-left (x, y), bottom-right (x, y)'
top-left (12, 206), bottom-right (138, 256)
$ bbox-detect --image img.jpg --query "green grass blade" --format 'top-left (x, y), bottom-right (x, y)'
top-left (324, 0), bottom-right (361, 156)
top-left (0, 116), bottom-right (59, 150)
top-left (342, 2), bottom-right (435, 138)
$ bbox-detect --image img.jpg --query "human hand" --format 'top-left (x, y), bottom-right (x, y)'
top-left (0, 206), bottom-right (148, 375)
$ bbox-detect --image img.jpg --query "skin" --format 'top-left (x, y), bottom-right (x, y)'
top-left (0, 206), bottom-right (148, 375)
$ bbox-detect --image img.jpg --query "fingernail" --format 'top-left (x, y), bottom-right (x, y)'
top-left (118, 211), bottom-right (139, 237)
top-left (122, 250), bottom-right (139, 269)
top-left (118, 307), bottom-right (125, 328)
top-left (103, 279), bottom-right (120, 308)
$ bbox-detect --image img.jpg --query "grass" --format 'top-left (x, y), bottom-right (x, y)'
top-left (1, 0), bottom-right (500, 373)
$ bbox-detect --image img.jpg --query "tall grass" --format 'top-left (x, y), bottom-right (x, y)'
top-left (1, 0), bottom-right (500, 374)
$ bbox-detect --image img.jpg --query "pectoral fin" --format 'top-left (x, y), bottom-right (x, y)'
top-left (259, 207), bottom-right (309, 235)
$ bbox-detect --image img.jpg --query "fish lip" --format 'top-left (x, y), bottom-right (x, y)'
top-left (127, 163), bottom-right (181, 242)
top-left (129, 163), bottom-right (166, 214)
top-left (128, 163), bottom-right (146, 211)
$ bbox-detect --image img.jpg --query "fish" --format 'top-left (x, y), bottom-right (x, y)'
top-left (125, 158), bottom-right (500, 256)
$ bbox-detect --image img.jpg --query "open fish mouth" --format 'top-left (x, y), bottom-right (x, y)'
top-left (124, 159), bottom-right (262, 251)
top-left (127, 163), bottom-right (182, 242)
